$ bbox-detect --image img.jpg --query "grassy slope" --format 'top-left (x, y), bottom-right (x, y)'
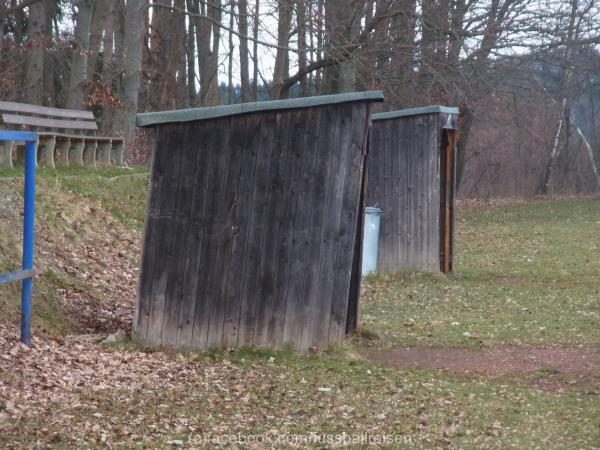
top-left (1, 170), bottom-right (598, 448)
top-left (0, 167), bottom-right (148, 334)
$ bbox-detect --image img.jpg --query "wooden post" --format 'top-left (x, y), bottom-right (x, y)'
top-left (443, 132), bottom-right (454, 274)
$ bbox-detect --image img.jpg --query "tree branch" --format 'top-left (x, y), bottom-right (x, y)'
top-left (280, 4), bottom-right (400, 92)
top-left (146, 2), bottom-right (313, 52)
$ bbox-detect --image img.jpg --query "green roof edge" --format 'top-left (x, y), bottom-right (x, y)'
top-left (137, 91), bottom-right (385, 127)
top-left (372, 105), bottom-right (459, 121)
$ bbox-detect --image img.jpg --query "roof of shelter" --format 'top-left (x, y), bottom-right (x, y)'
top-left (372, 105), bottom-right (459, 121)
top-left (137, 91), bottom-right (385, 127)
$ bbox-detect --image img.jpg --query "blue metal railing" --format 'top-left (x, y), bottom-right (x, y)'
top-left (0, 131), bottom-right (37, 344)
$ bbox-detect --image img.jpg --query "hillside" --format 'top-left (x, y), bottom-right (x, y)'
top-left (0, 168), bottom-right (148, 335)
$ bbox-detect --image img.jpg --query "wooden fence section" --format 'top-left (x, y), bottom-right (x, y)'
top-left (134, 92), bottom-right (383, 351)
top-left (367, 106), bottom-right (458, 273)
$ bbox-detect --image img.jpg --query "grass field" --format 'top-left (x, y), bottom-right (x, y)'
top-left (360, 198), bottom-right (600, 349)
top-left (0, 170), bottom-right (598, 448)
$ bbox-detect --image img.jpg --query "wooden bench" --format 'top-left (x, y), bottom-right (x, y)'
top-left (0, 101), bottom-right (124, 168)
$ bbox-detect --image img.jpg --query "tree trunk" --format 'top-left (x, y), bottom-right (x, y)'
top-left (0, 2), bottom-right (5, 62)
top-left (420, 0), bottom-right (436, 69)
top-left (24, 1), bottom-right (46, 104)
top-left (115, 0), bottom-right (146, 146)
top-left (270, 0), bottom-right (293, 99)
top-left (252, 0), bottom-right (259, 100)
top-left (112, 0), bottom-right (125, 94)
top-left (573, 120), bottom-right (600, 190)
top-left (190, 0), bottom-right (221, 106)
top-left (66, 0), bottom-right (94, 109)
top-left (434, 0), bottom-right (450, 64)
top-left (43, 0), bottom-right (58, 104)
top-left (189, 0), bottom-right (209, 104)
top-left (321, 0), bottom-right (359, 94)
top-left (187, 13), bottom-right (197, 105)
top-left (101, 1), bottom-right (115, 88)
top-left (455, 104), bottom-right (473, 191)
top-left (390, 0), bottom-right (416, 81)
top-left (315, 0), bottom-right (324, 92)
top-left (228, 2), bottom-right (234, 104)
top-left (296, 0), bottom-right (307, 95)
top-left (321, 0), bottom-right (338, 93)
top-left (14, 0), bottom-right (26, 46)
top-left (307, 0), bottom-right (315, 94)
top-left (447, 0), bottom-right (465, 68)
top-left (207, 0), bottom-right (222, 105)
top-left (173, 0), bottom-right (188, 108)
top-left (370, 0), bottom-right (391, 85)
top-left (338, 9), bottom-right (360, 93)
top-left (543, 103), bottom-right (567, 194)
top-left (87, 0), bottom-right (109, 81)
top-left (238, 0), bottom-right (251, 101)
top-left (541, 0), bottom-right (577, 195)
top-left (147, 0), bottom-right (171, 110)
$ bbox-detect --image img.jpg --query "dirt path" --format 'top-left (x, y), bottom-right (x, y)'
top-left (365, 345), bottom-right (600, 375)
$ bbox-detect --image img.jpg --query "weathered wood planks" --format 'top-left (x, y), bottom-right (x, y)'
top-left (367, 107), bottom-right (458, 273)
top-left (134, 93), bottom-right (382, 351)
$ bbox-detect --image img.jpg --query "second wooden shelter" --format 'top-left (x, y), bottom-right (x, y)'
top-left (134, 91), bottom-right (383, 351)
top-left (366, 105), bottom-right (459, 273)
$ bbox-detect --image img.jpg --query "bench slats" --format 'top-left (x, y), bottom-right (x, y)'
top-left (2, 113), bottom-right (98, 131)
top-left (0, 101), bottom-right (95, 120)
top-left (0, 101), bottom-right (125, 168)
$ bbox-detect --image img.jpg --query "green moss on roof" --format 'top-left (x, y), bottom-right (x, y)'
top-left (137, 91), bottom-right (385, 127)
top-left (372, 105), bottom-right (459, 121)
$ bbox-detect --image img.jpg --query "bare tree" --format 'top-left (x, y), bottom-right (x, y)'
top-left (188, 0), bottom-right (222, 106)
top-left (227, 1), bottom-right (235, 104)
top-left (187, 8), bottom-right (197, 104)
top-left (115, 0), bottom-right (146, 142)
top-left (86, 0), bottom-right (109, 81)
top-left (23, 1), bottom-right (46, 104)
top-left (542, 0), bottom-right (600, 193)
top-left (252, 0), bottom-right (260, 99)
top-left (173, 0), bottom-right (188, 108)
top-left (270, 0), bottom-right (293, 99)
top-left (3, 0), bottom-right (599, 186)
top-left (66, 0), bottom-right (94, 109)
top-left (322, 0), bottom-right (362, 93)
top-left (296, 0), bottom-right (307, 95)
top-left (238, 0), bottom-right (251, 101)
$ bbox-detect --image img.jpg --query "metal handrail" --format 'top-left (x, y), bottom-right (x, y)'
top-left (0, 130), bottom-right (37, 344)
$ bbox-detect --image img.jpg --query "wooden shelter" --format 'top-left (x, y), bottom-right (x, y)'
top-left (366, 106), bottom-right (458, 273)
top-left (134, 91), bottom-right (384, 351)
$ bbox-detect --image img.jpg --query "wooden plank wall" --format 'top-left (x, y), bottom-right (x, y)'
top-left (135, 101), bottom-right (371, 351)
top-left (367, 113), bottom-right (442, 271)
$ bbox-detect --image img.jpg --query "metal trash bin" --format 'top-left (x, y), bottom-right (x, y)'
top-left (361, 207), bottom-right (382, 276)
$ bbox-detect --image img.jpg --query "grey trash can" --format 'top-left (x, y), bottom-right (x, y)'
top-left (361, 207), bottom-right (382, 276)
